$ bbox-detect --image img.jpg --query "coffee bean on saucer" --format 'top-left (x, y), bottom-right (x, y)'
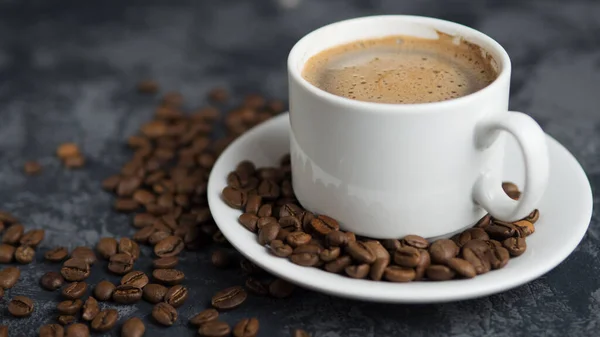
top-left (96, 237), bottom-right (118, 259)
top-left (324, 255), bottom-right (352, 274)
top-left (286, 231), bottom-right (311, 247)
top-left (20, 229), bottom-right (45, 246)
top-left (269, 278), bottom-right (295, 298)
top-left (513, 220), bottom-right (535, 237)
top-left (113, 285), bottom-right (143, 304)
top-left (384, 266), bottom-right (416, 282)
top-left (121, 271), bottom-right (149, 288)
top-left (310, 215), bottom-right (339, 235)
top-left (239, 213), bottom-right (259, 232)
top-left (8, 295), bottom-right (34, 317)
top-left (429, 239), bottom-right (459, 264)
top-left (279, 216), bottom-right (301, 232)
top-left (82, 296), bottom-right (100, 321)
top-left (0, 244), bottom-right (15, 263)
top-left (0, 266), bottom-right (20, 289)
top-left (414, 250), bottom-right (431, 280)
top-left (257, 204), bottom-right (273, 217)
top-left (424, 264), bottom-right (456, 281)
top-left (345, 264), bottom-right (370, 279)
top-left (258, 223), bottom-right (280, 246)
top-left (14, 245), bottom-right (34, 264)
top-left (456, 228), bottom-right (489, 246)
top-left (190, 308), bottom-right (219, 326)
top-left (447, 258), bottom-right (476, 278)
top-left (488, 245), bottom-right (510, 269)
top-left (525, 209), bottom-right (540, 224)
top-left (369, 258), bottom-right (389, 281)
top-left (91, 309), bottom-right (118, 331)
top-left (198, 321), bottom-right (231, 337)
top-left (108, 253), bottom-right (134, 275)
top-left (153, 256), bottom-right (178, 269)
top-left (245, 195), bottom-right (262, 215)
top-left (401, 235), bottom-right (429, 249)
top-left (45, 247), bottom-right (69, 262)
top-left (462, 247), bottom-right (491, 275)
top-left (94, 280), bottom-right (116, 301)
top-left (122, 317), bottom-right (145, 337)
top-left (345, 241), bottom-right (376, 264)
top-left (222, 187), bottom-right (247, 209)
top-left (485, 221), bottom-right (518, 240)
top-left (290, 253), bottom-right (319, 267)
top-left (71, 246), bottom-right (97, 265)
top-left (152, 302), bottom-right (178, 326)
top-left (503, 237), bottom-right (527, 256)
top-left (269, 240), bottom-right (293, 257)
top-left (2, 224), bottom-right (24, 244)
top-left (325, 231), bottom-right (349, 247)
top-left (61, 258), bottom-right (90, 281)
top-left (39, 324), bottom-right (64, 337)
top-left (165, 285), bottom-right (188, 307)
top-left (233, 317), bottom-right (260, 337)
top-left (57, 299), bottom-right (83, 315)
top-left (62, 281), bottom-right (88, 299)
top-left (393, 246), bottom-right (420, 267)
top-left (66, 323), bottom-right (89, 337)
top-left (212, 286), bottom-right (247, 310)
top-left (58, 315), bottom-right (76, 326)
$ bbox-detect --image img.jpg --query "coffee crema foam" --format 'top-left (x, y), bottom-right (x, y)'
top-left (302, 33), bottom-right (497, 104)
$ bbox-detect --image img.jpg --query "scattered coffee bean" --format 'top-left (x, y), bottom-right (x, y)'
top-left (114, 198), bottom-right (140, 212)
top-left (233, 318), bottom-right (260, 337)
top-left (121, 271), bottom-right (149, 288)
top-left (0, 288), bottom-right (3, 300)
top-left (152, 302), bottom-right (178, 326)
top-left (190, 308), bottom-right (219, 326)
top-left (14, 245), bottom-right (35, 264)
top-left (57, 143), bottom-right (80, 159)
top-left (113, 285), bottom-right (143, 304)
top-left (503, 237), bottom-right (527, 256)
top-left (154, 235), bottom-right (184, 257)
top-left (94, 280), bottom-right (116, 301)
top-left (8, 295), bottom-right (34, 317)
top-left (211, 286), bottom-right (247, 310)
top-left (91, 309), bottom-right (119, 331)
top-left (0, 266), bottom-right (20, 289)
top-left (153, 256), bottom-right (178, 269)
top-left (24, 160), bottom-right (43, 175)
top-left (108, 253), bottom-right (134, 275)
top-left (142, 283), bottom-right (167, 304)
top-left (149, 231), bottom-right (171, 245)
top-left (2, 224), bottom-right (24, 244)
top-left (122, 317), bottom-right (145, 337)
top-left (45, 246), bottom-right (69, 262)
top-left (165, 284), bottom-right (188, 307)
top-left (245, 277), bottom-right (269, 296)
top-left (62, 281), bottom-right (88, 299)
top-left (66, 323), bottom-right (89, 337)
top-left (61, 258), bottom-right (90, 281)
top-left (39, 324), bottom-right (64, 337)
top-left (71, 246), bottom-right (97, 265)
top-left (119, 237), bottom-right (140, 260)
top-left (152, 268), bottom-right (184, 285)
top-left (20, 229), bottom-right (45, 246)
top-left (211, 249), bottom-right (233, 268)
top-left (198, 321), bottom-right (231, 337)
top-left (269, 278), bottom-right (295, 298)
top-left (133, 213), bottom-right (157, 228)
top-left (293, 329), bottom-right (311, 337)
top-left (426, 264), bottom-right (456, 281)
top-left (58, 315), bottom-right (76, 326)
top-left (0, 244), bottom-right (15, 263)
top-left (57, 299), bottom-right (83, 315)
top-left (96, 237), bottom-right (118, 259)
top-left (81, 296), bottom-right (100, 321)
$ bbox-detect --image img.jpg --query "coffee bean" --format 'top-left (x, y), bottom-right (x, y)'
top-left (503, 237), bottom-right (527, 256)
top-left (245, 277), bottom-right (269, 296)
top-left (279, 216), bottom-right (301, 233)
top-left (132, 226), bottom-right (156, 243)
top-left (318, 246), bottom-right (341, 262)
top-left (0, 287), bottom-right (3, 300)
top-left (370, 258), bottom-right (389, 281)
top-left (94, 280), bottom-right (116, 301)
top-left (488, 246), bottom-right (510, 269)
top-left (286, 232), bottom-right (312, 247)
top-left (325, 231), bottom-right (348, 247)
top-left (65, 323), bottom-right (89, 337)
top-left (8, 295), bottom-right (34, 317)
top-left (293, 329), bottom-right (311, 337)
top-left (394, 246), bottom-right (421, 267)
top-left (190, 308), bottom-right (219, 326)
top-left (57, 315), bottom-right (76, 326)
top-left (39, 271), bottom-right (64, 291)
top-left (39, 324), bottom-right (64, 337)
top-left (153, 268), bottom-right (185, 285)
top-left (384, 266), bottom-right (416, 282)
top-left (346, 241), bottom-right (376, 264)
top-left (23, 161), bottom-right (42, 175)
top-left (211, 286), bottom-right (247, 310)
top-left (154, 235), bottom-right (184, 257)
top-left (447, 258), bottom-right (476, 278)
top-left (121, 271), bottom-right (149, 288)
top-left (119, 237), bottom-right (140, 260)
top-left (256, 216), bottom-right (277, 230)
top-left (222, 187), bottom-right (248, 209)
top-left (426, 264), bottom-right (456, 281)
top-left (0, 244), bottom-right (15, 263)
top-left (91, 309), bottom-right (119, 331)
top-left (401, 235), bottom-right (429, 249)
top-left (102, 174), bottom-right (121, 191)
top-left (62, 281), bottom-right (88, 299)
top-left (238, 213), bottom-right (259, 232)
top-left (525, 209), bottom-right (540, 224)
top-left (108, 253), bottom-right (134, 275)
top-left (71, 246), bottom-right (97, 265)
top-left (2, 224), bottom-right (24, 244)
top-left (414, 249), bottom-right (431, 280)
top-left (66, 323), bottom-right (89, 337)
top-left (290, 252), bottom-right (319, 266)
top-left (57, 299), bottom-right (83, 315)
top-left (258, 223), bottom-right (280, 246)
top-left (0, 266), bottom-right (20, 289)
top-left (113, 285), bottom-right (143, 304)
top-left (133, 213), bottom-right (157, 228)
top-left (310, 215), bottom-right (339, 235)
top-left (257, 204), bottom-right (273, 217)
top-left (96, 237), bottom-right (118, 259)
top-left (502, 181), bottom-right (520, 200)
top-left (345, 264), bottom-right (370, 279)
top-left (211, 249), bottom-right (233, 268)
top-left (457, 228), bottom-right (490, 246)
top-left (122, 317), bottom-right (145, 337)
top-left (269, 278), bottom-right (295, 298)
top-left (45, 246), bottom-right (69, 262)
top-left (61, 258), bottom-right (90, 281)
top-left (462, 247), bottom-right (491, 274)
top-left (165, 285), bottom-right (188, 307)
top-left (57, 143), bottom-right (80, 159)
top-left (152, 302), bottom-right (178, 326)
top-left (20, 229), bottom-right (45, 246)
top-left (363, 241), bottom-right (390, 260)
top-left (240, 258), bottom-right (264, 275)
top-left (429, 239), bottom-right (459, 264)
top-left (485, 221), bottom-right (518, 240)
top-left (257, 180), bottom-right (280, 199)
top-left (244, 195), bottom-right (262, 215)
top-left (153, 256), bottom-right (178, 269)
top-left (324, 255), bottom-right (352, 273)
top-left (114, 198), bottom-right (140, 212)
top-left (233, 318), bottom-right (259, 337)
top-left (80, 296), bottom-right (100, 321)
top-left (513, 220), bottom-right (535, 237)
top-left (198, 321), bottom-right (231, 337)
top-left (461, 239), bottom-right (489, 254)
top-left (14, 245), bottom-right (34, 264)
top-left (149, 231), bottom-right (171, 245)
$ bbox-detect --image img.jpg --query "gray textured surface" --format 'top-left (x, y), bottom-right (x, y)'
top-left (0, 0), bottom-right (599, 336)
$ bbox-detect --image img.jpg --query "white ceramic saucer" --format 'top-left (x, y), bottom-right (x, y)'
top-left (207, 113), bottom-right (592, 303)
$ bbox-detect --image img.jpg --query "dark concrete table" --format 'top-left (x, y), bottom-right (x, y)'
top-left (0, 0), bottom-right (598, 336)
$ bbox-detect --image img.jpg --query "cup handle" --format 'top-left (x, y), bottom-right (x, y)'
top-left (472, 111), bottom-right (550, 222)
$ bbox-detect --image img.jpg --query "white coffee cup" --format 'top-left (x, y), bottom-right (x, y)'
top-left (287, 15), bottom-right (549, 239)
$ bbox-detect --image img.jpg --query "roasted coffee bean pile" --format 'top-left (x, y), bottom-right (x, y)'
top-left (222, 162), bottom-right (540, 282)
top-left (0, 85), bottom-right (313, 336)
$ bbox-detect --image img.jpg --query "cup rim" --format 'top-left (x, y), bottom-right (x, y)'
top-left (287, 15), bottom-right (511, 113)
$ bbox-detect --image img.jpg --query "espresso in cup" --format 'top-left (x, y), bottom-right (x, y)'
top-left (302, 33), bottom-right (497, 104)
